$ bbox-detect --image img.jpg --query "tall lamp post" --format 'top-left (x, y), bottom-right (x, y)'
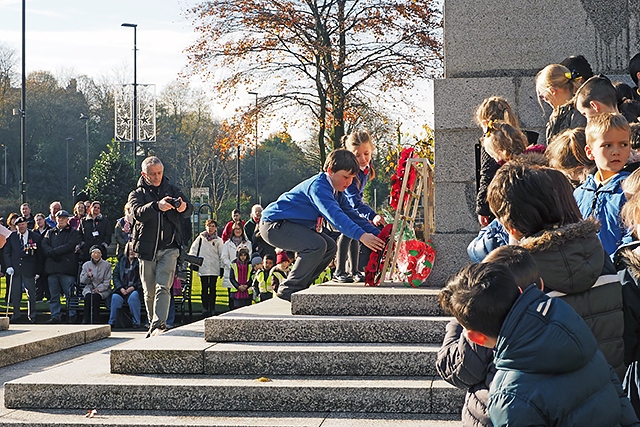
top-left (79, 113), bottom-right (89, 179)
top-left (248, 91), bottom-right (258, 201)
top-left (65, 137), bottom-right (73, 208)
top-left (1, 144), bottom-right (6, 186)
top-left (20, 0), bottom-right (26, 203)
top-left (121, 23), bottom-right (138, 167)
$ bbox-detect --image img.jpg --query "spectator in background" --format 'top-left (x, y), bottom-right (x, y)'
top-left (4, 216), bottom-right (42, 323)
top-left (6, 212), bottom-right (19, 232)
top-left (69, 201), bottom-right (86, 230)
top-left (42, 210), bottom-right (80, 324)
top-left (45, 201), bottom-right (61, 229)
top-left (114, 203), bottom-right (134, 259)
top-left (79, 245), bottom-right (112, 324)
top-left (221, 222), bottom-right (252, 310)
top-left (19, 203), bottom-right (35, 230)
top-left (109, 241), bottom-right (142, 328)
top-left (221, 209), bottom-right (244, 242)
top-left (189, 218), bottom-right (223, 316)
top-left (128, 156), bottom-right (193, 337)
top-left (244, 204), bottom-right (262, 243)
top-left (78, 201), bottom-right (111, 262)
top-left (33, 212), bottom-right (51, 302)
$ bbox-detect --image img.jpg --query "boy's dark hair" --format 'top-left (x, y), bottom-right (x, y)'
top-left (439, 263), bottom-right (520, 338)
top-left (620, 99), bottom-right (640, 124)
top-left (540, 167), bottom-right (583, 225)
top-left (487, 164), bottom-right (564, 237)
top-left (483, 245), bottom-right (542, 289)
top-left (323, 149), bottom-right (359, 175)
top-left (263, 254), bottom-right (275, 262)
top-left (560, 55), bottom-right (594, 81)
top-left (630, 53), bottom-right (640, 86)
top-left (232, 209), bottom-right (240, 216)
top-left (631, 122), bottom-right (640, 149)
top-left (574, 75), bottom-right (617, 110)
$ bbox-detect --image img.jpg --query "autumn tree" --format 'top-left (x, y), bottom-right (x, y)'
top-left (185, 0), bottom-right (443, 164)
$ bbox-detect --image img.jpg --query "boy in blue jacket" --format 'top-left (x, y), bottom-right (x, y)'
top-left (440, 262), bottom-right (639, 427)
top-left (574, 112), bottom-right (631, 256)
top-left (259, 149), bottom-right (384, 301)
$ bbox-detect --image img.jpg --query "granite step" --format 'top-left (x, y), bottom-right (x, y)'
top-left (291, 281), bottom-right (444, 316)
top-left (0, 410), bottom-right (462, 426)
top-left (4, 348), bottom-right (465, 414)
top-left (0, 324), bottom-right (111, 369)
top-left (111, 321), bottom-right (441, 376)
top-left (205, 297), bottom-right (450, 344)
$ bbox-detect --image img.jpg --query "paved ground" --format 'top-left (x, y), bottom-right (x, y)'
top-left (0, 327), bottom-right (462, 426)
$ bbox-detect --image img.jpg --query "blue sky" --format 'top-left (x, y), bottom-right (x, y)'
top-left (0, 0), bottom-right (433, 141)
top-left (0, 0), bottom-right (200, 88)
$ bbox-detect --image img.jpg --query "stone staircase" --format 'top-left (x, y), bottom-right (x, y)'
top-left (3, 281), bottom-right (464, 425)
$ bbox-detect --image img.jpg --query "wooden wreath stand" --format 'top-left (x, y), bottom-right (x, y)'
top-left (378, 157), bottom-right (434, 285)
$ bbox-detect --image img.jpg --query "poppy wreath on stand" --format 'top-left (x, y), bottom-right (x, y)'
top-left (389, 147), bottom-right (418, 210)
top-left (396, 239), bottom-right (435, 287)
top-left (364, 224), bottom-right (393, 287)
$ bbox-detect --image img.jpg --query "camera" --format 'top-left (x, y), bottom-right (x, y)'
top-left (168, 197), bottom-right (181, 208)
top-left (183, 254), bottom-right (204, 267)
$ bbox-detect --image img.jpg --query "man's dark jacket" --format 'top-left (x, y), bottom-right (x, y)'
top-left (4, 230), bottom-right (43, 278)
top-left (41, 225), bottom-right (81, 276)
top-left (128, 175), bottom-right (193, 261)
top-left (78, 214), bottom-right (111, 261)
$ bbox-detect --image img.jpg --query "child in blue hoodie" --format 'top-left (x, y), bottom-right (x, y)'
top-left (574, 112), bottom-right (631, 256)
top-left (259, 149), bottom-right (384, 301)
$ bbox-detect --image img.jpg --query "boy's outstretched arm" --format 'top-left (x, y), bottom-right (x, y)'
top-left (360, 232), bottom-right (384, 252)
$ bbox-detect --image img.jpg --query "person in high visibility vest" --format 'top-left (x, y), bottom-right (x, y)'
top-left (229, 246), bottom-right (253, 309)
top-left (271, 249), bottom-right (291, 293)
top-left (254, 254), bottom-right (275, 302)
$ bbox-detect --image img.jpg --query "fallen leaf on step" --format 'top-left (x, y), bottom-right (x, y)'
top-left (256, 377), bottom-right (271, 382)
top-left (85, 409), bottom-right (97, 418)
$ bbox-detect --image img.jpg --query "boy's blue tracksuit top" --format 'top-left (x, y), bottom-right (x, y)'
top-left (574, 171), bottom-right (629, 257)
top-left (262, 172), bottom-right (379, 241)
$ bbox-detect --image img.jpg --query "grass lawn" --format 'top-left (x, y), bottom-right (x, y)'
top-left (0, 265), bottom-right (233, 324)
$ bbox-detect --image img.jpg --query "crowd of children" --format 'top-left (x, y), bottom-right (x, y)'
top-left (440, 54), bottom-right (640, 426)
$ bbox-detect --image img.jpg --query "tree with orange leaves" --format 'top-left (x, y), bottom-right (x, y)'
top-left (185, 0), bottom-right (442, 165)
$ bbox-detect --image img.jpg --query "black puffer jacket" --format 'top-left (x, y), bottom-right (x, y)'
top-left (78, 214), bottom-right (111, 261)
top-left (41, 225), bottom-right (81, 276)
top-left (546, 103), bottom-right (587, 142)
top-left (520, 218), bottom-right (626, 378)
top-left (436, 320), bottom-right (495, 427)
top-left (614, 242), bottom-right (640, 365)
top-left (128, 176), bottom-right (193, 261)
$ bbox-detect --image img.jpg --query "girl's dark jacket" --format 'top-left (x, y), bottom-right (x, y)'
top-left (520, 218), bottom-right (626, 378)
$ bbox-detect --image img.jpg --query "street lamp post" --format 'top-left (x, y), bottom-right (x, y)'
top-left (1, 144), bottom-right (6, 185)
top-left (248, 91), bottom-right (258, 201)
top-left (121, 23), bottom-right (138, 167)
top-left (65, 137), bottom-right (73, 208)
top-left (169, 136), bottom-right (178, 182)
top-left (20, 0), bottom-right (26, 203)
top-left (236, 145), bottom-right (241, 211)
top-left (79, 113), bottom-right (89, 179)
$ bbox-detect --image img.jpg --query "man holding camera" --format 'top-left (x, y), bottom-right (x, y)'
top-left (128, 156), bottom-right (193, 337)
